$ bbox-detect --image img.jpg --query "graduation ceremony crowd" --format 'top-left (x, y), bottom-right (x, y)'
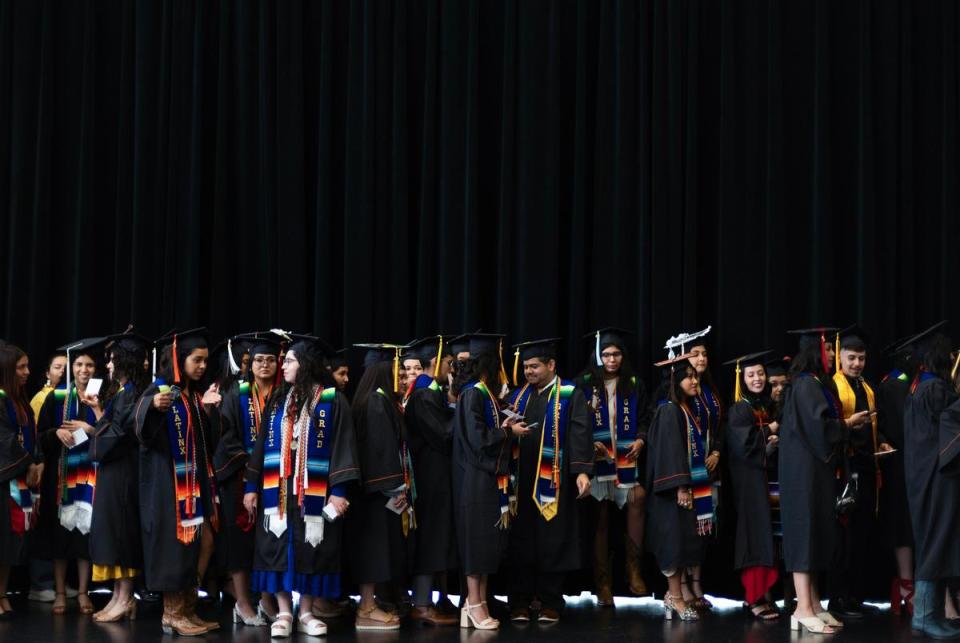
top-left (1, 320), bottom-right (960, 639)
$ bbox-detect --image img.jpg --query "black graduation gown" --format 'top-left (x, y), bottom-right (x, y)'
top-left (135, 384), bottom-right (221, 592)
top-left (0, 399), bottom-right (37, 565)
top-left (726, 398), bottom-right (776, 570)
top-left (646, 402), bottom-right (703, 571)
top-left (213, 381), bottom-right (276, 573)
top-left (876, 374), bottom-right (913, 548)
top-left (33, 389), bottom-right (97, 560)
top-left (778, 374), bottom-right (846, 572)
top-left (88, 385), bottom-right (142, 570)
top-left (405, 380), bottom-right (457, 574)
top-left (245, 388), bottom-right (360, 577)
top-left (904, 377), bottom-right (960, 580)
top-left (451, 385), bottom-right (511, 575)
top-left (345, 392), bottom-right (409, 585)
top-left (509, 381), bottom-right (593, 573)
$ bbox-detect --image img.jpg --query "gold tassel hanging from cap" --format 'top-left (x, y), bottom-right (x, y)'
top-left (952, 350), bottom-right (960, 382)
top-left (734, 360), bottom-right (742, 402)
top-left (498, 339), bottom-right (509, 387)
top-left (512, 348), bottom-right (521, 387)
top-left (393, 347), bottom-right (400, 393)
top-left (434, 336), bottom-right (443, 378)
top-left (835, 332), bottom-right (841, 374)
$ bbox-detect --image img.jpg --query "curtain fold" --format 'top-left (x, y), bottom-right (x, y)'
top-left (1, 0), bottom-right (958, 381)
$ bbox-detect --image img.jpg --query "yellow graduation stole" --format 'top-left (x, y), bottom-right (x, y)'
top-left (833, 372), bottom-right (881, 515)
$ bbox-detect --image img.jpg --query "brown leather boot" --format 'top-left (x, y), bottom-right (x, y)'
top-left (593, 543), bottom-right (614, 607)
top-left (625, 537), bottom-right (649, 596)
top-left (182, 588), bottom-right (218, 632)
top-left (161, 591), bottom-right (207, 637)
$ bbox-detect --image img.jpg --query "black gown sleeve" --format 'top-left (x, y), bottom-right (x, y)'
top-left (134, 384), bottom-right (168, 451)
top-left (725, 401), bottom-right (766, 470)
top-left (0, 404), bottom-right (33, 483)
top-left (409, 387), bottom-right (454, 455)
top-left (635, 378), bottom-right (652, 442)
top-left (242, 403), bottom-right (271, 494)
top-left (327, 392), bottom-right (361, 489)
top-left (358, 394), bottom-right (405, 494)
top-left (647, 403), bottom-right (691, 494)
top-left (938, 389), bottom-right (960, 475)
top-left (793, 376), bottom-right (848, 463)
top-left (36, 390), bottom-right (62, 461)
top-left (566, 388), bottom-right (594, 476)
top-left (213, 385), bottom-right (247, 481)
top-left (457, 387), bottom-right (510, 475)
top-left (89, 387), bottom-right (138, 464)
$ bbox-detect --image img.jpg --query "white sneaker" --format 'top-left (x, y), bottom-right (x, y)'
top-left (28, 589), bottom-right (56, 602)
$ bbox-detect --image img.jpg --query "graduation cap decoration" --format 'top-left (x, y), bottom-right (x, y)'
top-left (787, 327), bottom-right (840, 374)
top-left (722, 350), bottom-right (772, 402)
top-left (654, 352), bottom-right (697, 375)
top-left (663, 326), bottom-right (712, 359)
top-left (585, 327), bottom-right (632, 367)
top-left (57, 336), bottom-right (108, 399)
top-left (511, 338), bottom-right (563, 387)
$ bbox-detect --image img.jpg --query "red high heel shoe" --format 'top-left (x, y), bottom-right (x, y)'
top-left (890, 577), bottom-right (914, 616)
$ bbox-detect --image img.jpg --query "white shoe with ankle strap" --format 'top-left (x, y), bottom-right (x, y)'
top-left (270, 612), bottom-right (294, 638)
top-left (298, 613), bottom-right (327, 636)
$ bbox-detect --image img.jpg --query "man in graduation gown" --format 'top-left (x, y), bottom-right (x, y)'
top-left (403, 336), bottom-right (458, 625)
top-left (902, 322), bottom-right (960, 639)
top-left (504, 338), bottom-right (593, 623)
top-left (828, 326), bottom-right (893, 618)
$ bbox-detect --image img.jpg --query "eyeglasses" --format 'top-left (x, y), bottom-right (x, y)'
top-left (253, 357), bottom-right (277, 365)
top-left (282, 358), bottom-right (298, 366)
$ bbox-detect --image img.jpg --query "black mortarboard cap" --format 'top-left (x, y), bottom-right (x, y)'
top-left (837, 324), bottom-right (870, 351)
top-left (895, 321), bottom-right (949, 355)
top-left (286, 333), bottom-right (335, 358)
top-left (404, 335), bottom-right (451, 364)
top-left (354, 343), bottom-right (403, 369)
top-left (105, 332), bottom-right (151, 355)
top-left (786, 327), bottom-right (840, 351)
top-left (58, 336), bottom-right (108, 358)
top-left (328, 348), bottom-right (349, 369)
top-left (764, 356), bottom-right (791, 377)
top-left (513, 338), bottom-right (562, 363)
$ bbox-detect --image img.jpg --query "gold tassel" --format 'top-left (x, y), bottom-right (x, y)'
top-left (952, 350), bottom-right (960, 382)
top-left (734, 360), bottom-right (742, 402)
top-left (393, 347), bottom-right (400, 393)
top-left (835, 332), bottom-right (841, 374)
top-left (434, 336), bottom-right (443, 378)
top-left (498, 339), bottom-right (509, 387)
top-left (513, 348), bottom-right (521, 387)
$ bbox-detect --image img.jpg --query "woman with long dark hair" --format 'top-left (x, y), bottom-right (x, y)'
top-left (85, 333), bottom-right (151, 622)
top-left (645, 353), bottom-right (703, 622)
top-left (683, 334), bottom-right (722, 610)
top-left (134, 328), bottom-right (223, 636)
top-left (0, 343), bottom-right (42, 618)
top-left (576, 328), bottom-right (651, 604)
top-left (452, 334), bottom-right (514, 630)
top-left (242, 336), bottom-right (359, 637)
top-left (345, 352), bottom-right (409, 631)
top-left (779, 328), bottom-right (870, 634)
top-left (34, 337), bottom-right (106, 616)
top-left (723, 350), bottom-right (780, 621)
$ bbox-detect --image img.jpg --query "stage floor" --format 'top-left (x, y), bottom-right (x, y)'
top-left (0, 593), bottom-right (915, 642)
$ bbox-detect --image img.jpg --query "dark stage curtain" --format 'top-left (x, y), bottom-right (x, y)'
top-left (2, 0), bottom-right (959, 376)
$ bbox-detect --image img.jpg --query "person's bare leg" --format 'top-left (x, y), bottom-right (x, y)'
top-left (466, 574), bottom-right (493, 622)
top-left (231, 570), bottom-right (256, 620)
top-left (793, 572), bottom-right (816, 618)
top-left (680, 568), bottom-right (695, 602)
top-left (76, 559), bottom-right (93, 612)
top-left (197, 522), bottom-right (214, 589)
top-left (52, 559), bottom-right (68, 613)
top-left (626, 487), bottom-right (646, 549)
top-left (665, 574), bottom-right (691, 613)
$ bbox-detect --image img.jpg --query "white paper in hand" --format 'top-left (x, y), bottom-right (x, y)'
top-left (86, 378), bottom-right (103, 397)
top-left (71, 428), bottom-right (89, 446)
top-left (323, 503), bottom-right (340, 522)
top-left (385, 496), bottom-right (405, 515)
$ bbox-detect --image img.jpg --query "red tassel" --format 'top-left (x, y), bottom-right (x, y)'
top-left (172, 334), bottom-right (181, 384)
top-left (820, 333), bottom-right (830, 374)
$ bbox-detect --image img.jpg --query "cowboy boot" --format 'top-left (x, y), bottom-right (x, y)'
top-left (161, 591), bottom-right (207, 637)
top-left (625, 537), bottom-right (649, 596)
top-left (182, 587), bottom-right (218, 632)
top-left (593, 540), bottom-right (614, 607)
